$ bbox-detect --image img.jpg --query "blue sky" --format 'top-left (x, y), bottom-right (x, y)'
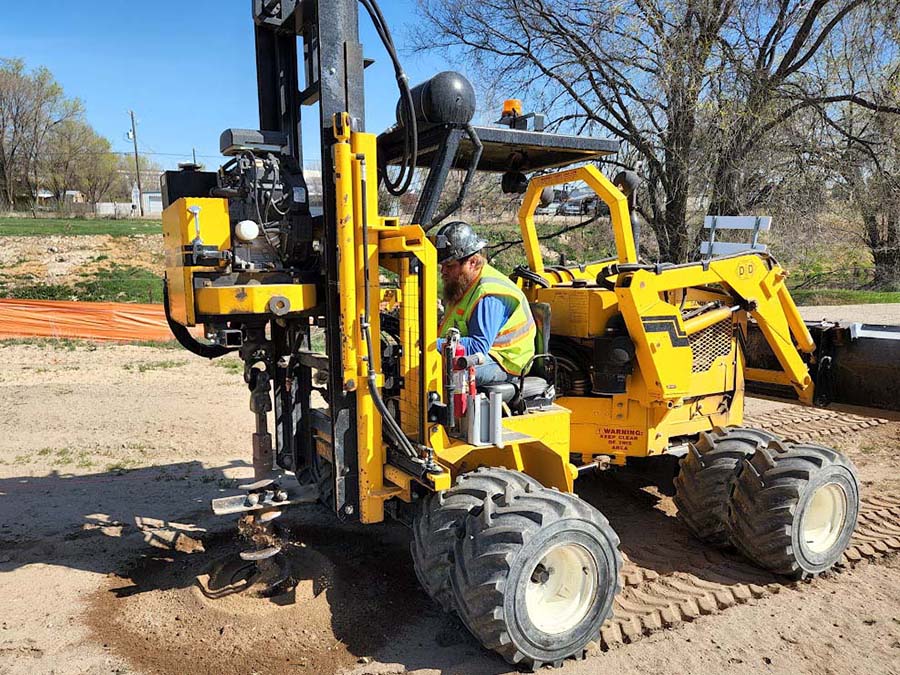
top-left (0, 1), bottom-right (453, 170)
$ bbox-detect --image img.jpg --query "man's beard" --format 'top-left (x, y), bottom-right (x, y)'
top-left (443, 268), bottom-right (476, 304)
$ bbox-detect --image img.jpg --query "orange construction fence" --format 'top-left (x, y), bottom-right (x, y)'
top-left (0, 299), bottom-right (179, 342)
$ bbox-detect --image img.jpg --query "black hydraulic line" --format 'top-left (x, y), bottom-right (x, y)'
top-left (162, 280), bottom-right (233, 359)
top-left (358, 0), bottom-right (417, 196)
top-left (428, 124), bottom-right (483, 229)
top-left (356, 155), bottom-right (419, 459)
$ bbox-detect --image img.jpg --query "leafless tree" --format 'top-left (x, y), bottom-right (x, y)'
top-left (414, 0), bottom-right (898, 264)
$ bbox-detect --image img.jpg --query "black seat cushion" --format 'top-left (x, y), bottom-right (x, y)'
top-left (478, 381), bottom-right (518, 403)
top-left (478, 376), bottom-right (550, 404)
top-left (519, 376), bottom-right (550, 398)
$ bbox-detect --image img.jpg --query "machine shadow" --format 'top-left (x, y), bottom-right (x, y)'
top-left (0, 455), bottom-right (786, 674)
top-left (0, 460), bottom-right (509, 673)
top-left (576, 456), bottom-right (782, 587)
top-left (0, 459), bottom-right (251, 577)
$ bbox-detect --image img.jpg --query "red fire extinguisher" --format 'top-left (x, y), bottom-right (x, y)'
top-left (451, 342), bottom-right (468, 417)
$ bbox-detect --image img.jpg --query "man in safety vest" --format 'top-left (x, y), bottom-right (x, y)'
top-left (434, 221), bottom-right (536, 386)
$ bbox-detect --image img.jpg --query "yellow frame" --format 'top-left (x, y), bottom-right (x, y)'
top-left (518, 165), bottom-right (638, 277)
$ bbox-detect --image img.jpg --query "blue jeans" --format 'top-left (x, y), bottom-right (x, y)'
top-left (474, 357), bottom-right (514, 386)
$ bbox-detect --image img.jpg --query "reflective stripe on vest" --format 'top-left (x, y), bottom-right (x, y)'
top-left (439, 264), bottom-right (536, 375)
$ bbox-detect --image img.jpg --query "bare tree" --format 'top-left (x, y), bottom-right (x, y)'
top-left (414, 0), bottom-right (898, 263)
top-left (704, 1), bottom-right (900, 217)
top-left (827, 104), bottom-right (900, 287)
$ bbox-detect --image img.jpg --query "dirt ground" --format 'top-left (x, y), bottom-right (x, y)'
top-left (1, 302), bottom-right (899, 674)
top-left (0, 235), bottom-right (163, 289)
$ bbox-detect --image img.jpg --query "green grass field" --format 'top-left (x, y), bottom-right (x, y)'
top-left (0, 217), bottom-right (161, 237)
top-left (790, 288), bottom-right (900, 305)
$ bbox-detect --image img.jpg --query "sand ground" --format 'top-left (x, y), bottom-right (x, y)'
top-left (1, 306), bottom-right (898, 674)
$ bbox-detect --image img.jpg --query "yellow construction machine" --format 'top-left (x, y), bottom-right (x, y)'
top-left (158, 1), bottom-right (899, 669)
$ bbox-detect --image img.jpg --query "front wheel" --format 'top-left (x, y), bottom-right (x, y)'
top-left (451, 485), bottom-right (621, 670)
top-left (727, 440), bottom-right (860, 578)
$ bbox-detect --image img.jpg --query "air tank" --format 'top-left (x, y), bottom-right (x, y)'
top-left (405, 71), bottom-right (477, 126)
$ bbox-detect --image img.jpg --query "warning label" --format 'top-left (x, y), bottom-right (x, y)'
top-left (597, 426), bottom-right (645, 453)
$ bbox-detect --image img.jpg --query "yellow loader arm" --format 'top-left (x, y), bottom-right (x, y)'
top-left (616, 257), bottom-right (815, 403)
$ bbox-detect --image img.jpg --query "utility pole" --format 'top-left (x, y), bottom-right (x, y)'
top-left (192, 147), bottom-right (197, 165)
top-left (129, 110), bottom-right (144, 217)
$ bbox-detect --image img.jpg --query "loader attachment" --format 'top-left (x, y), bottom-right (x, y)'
top-left (745, 320), bottom-right (900, 412)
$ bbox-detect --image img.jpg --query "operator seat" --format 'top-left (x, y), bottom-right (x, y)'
top-left (478, 302), bottom-right (556, 414)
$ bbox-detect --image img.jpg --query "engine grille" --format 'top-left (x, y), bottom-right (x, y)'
top-left (689, 318), bottom-right (734, 372)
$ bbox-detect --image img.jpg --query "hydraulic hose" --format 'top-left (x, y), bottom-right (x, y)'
top-left (358, 0), bottom-right (417, 196)
top-left (162, 280), bottom-right (233, 359)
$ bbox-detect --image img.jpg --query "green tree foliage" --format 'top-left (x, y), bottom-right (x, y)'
top-left (0, 58), bottom-right (82, 208)
top-left (0, 58), bottom-right (126, 212)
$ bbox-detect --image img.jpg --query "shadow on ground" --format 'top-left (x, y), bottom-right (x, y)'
top-left (0, 455), bottom-right (789, 674)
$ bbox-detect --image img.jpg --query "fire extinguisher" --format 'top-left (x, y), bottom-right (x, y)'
top-left (451, 341), bottom-right (468, 417)
top-left (442, 328), bottom-right (485, 429)
top-left (442, 329), bottom-right (468, 418)
top-left (453, 351), bottom-right (487, 420)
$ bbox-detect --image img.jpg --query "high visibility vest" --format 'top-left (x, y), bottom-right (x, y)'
top-left (439, 264), bottom-right (536, 375)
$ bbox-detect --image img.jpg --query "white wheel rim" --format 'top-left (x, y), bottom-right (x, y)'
top-left (801, 482), bottom-right (848, 553)
top-left (525, 543), bottom-right (598, 635)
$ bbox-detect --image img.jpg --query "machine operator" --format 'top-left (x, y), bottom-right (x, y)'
top-left (434, 221), bottom-right (536, 386)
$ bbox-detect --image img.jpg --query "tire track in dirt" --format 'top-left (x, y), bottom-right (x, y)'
top-left (603, 493), bottom-right (900, 649)
top-left (599, 407), bottom-right (897, 650)
top-left (744, 408), bottom-right (888, 440)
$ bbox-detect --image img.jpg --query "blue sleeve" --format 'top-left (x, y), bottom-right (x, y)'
top-left (460, 295), bottom-right (512, 357)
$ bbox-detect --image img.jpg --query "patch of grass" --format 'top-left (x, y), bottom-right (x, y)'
top-left (125, 339), bottom-right (182, 350)
top-left (123, 360), bottom-right (185, 373)
top-left (214, 358), bottom-right (244, 374)
top-left (121, 442), bottom-right (150, 451)
top-left (37, 447), bottom-right (53, 456)
top-left (105, 460), bottom-right (140, 474)
top-left (71, 264), bottom-right (162, 303)
top-left (1, 337), bottom-right (182, 351)
top-left (0, 264), bottom-right (162, 303)
top-left (0, 282), bottom-right (75, 300)
top-left (791, 288), bottom-right (900, 305)
top-left (310, 327), bottom-right (326, 352)
top-left (0, 337), bottom-right (93, 350)
top-left (0, 255), bottom-right (28, 269)
top-left (0, 217), bottom-right (160, 237)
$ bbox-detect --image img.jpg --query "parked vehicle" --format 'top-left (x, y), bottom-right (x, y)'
top-left (558, 200), bottom-right (584, 215)
top-left (534, 201), bottom-right (560, 215)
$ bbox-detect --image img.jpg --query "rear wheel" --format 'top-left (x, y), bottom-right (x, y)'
top-left (674, 426), bottom-right (781, 546)
top-left (727, 440), bottom-right (859, 578)
top-left (411, 467), bottom-right (542, 612)
top-left (451, 484), bottom-right (621, 669)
